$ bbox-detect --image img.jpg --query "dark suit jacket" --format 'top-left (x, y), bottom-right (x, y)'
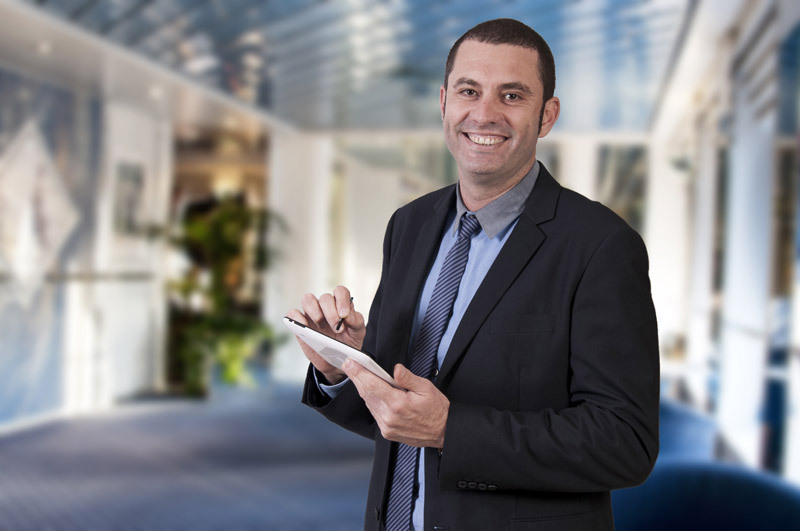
top-left (303, 165), bottom-right (660, 530)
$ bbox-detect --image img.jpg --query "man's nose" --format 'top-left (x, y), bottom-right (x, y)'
top-left (470, 96), bottom-right (503, 124)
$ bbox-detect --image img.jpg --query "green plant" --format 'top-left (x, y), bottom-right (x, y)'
top-left (160, 196), bottom-right (287, 396)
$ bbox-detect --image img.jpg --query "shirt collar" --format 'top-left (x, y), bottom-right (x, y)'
top-left (454, 160), bottom-right (540, 239)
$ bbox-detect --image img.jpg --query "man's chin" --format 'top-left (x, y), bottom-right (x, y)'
top-left (458, 162), bottom-right (504, 178)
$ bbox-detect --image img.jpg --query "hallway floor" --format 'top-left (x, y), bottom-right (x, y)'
top-left (0, 385), bottom-right (372, 531)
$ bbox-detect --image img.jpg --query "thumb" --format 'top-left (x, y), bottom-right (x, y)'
top-left (394, 364), bottom-right (425, 390)
top-left (342, 358), bottom-right (362, 379)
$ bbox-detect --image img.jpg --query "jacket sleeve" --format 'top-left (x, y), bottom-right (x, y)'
top-left (438, 225), bottom-right (660, 492)
top-left (300, 212), bottom-right (398, 440)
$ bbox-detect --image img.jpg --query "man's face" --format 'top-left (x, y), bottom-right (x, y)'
top-left (440, 40), bottom-right (558, 188)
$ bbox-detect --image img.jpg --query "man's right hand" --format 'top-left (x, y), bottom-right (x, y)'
top-left (287, 285), bottom-right (366, 385)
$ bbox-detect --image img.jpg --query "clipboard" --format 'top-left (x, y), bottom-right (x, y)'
top-left (283, 316), bottom-right (403, 389)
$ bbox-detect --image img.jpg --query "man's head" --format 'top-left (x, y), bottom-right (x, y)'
top-left (440, 19), bottom-right (560, 198)
top-left (444, 19), bottom-right (556, 105)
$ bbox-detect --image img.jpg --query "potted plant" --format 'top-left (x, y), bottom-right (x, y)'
top-left (163, 194), bottom-right (286, 397)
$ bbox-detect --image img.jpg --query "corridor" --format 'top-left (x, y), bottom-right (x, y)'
top-left (0, 386), bottom-right (372, 531)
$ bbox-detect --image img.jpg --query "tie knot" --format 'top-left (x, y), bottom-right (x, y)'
top-left (458, 214), bottom-right (481, 240)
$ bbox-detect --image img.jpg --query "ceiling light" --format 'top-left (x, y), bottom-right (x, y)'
top-left (148, 86), bottom-right (164, 100)
top-left (184, 55), bottom-right (219, 74)
top-left (242, 53), bottom-right (263, 70)
top-left (37, 41), bottom-right (52, 56)
top-left (238, 31), bottom-right (263, 47)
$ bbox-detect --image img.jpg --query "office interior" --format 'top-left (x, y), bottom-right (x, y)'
top-left (1, 0), bottom-right (800, 528)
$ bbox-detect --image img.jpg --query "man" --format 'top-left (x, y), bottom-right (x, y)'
top-left (288, 18), bottom-right (659, 531)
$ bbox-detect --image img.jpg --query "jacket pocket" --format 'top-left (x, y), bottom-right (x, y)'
top-left (510, 511), bottom-right (600, 530)
top-left (491, 313), bottom-right (555, 334)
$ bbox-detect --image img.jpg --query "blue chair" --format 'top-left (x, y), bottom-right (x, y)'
top-left (612, 458), bottom-right (800, 530)
top-left (658, 399), bottom-right (717, 460)
top-left (613, 399), bottom-right (800, 529)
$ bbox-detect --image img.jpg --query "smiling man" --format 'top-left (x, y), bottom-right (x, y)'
top-left (440, 38), bottom-right (556, 210)
top-left (289, 18), bottom-right (659, 531)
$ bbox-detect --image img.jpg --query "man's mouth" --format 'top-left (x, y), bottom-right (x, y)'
top-left (465, 133), bottom-right (506, 146)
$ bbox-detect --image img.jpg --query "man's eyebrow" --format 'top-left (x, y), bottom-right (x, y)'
top-left (452, 77), bottom-right (479, 88)
top-left (499, 82), bottom-right (533, 95)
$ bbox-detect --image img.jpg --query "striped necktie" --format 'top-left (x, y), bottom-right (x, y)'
top-left (384, 213), bottom-right (482, 531)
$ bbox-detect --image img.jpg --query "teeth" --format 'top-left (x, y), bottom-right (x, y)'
top-left (468, 134), bottom-right (504, 145)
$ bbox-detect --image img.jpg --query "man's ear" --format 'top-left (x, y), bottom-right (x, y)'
top-left (538, 96), bottom-right (560, 138)
top-left (439, 85), bottom-right (447, 120)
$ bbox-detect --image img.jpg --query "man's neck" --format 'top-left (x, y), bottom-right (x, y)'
top-left (458, 163), bottom-right (536, 211)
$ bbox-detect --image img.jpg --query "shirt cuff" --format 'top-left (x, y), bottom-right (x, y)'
top-left (313, 367), bottom-right (349, 398)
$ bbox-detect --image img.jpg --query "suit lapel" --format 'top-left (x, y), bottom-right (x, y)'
top-left (437, 167), bottom-right (561, 386)
top-left (387, 186), bottom-right (456, 368)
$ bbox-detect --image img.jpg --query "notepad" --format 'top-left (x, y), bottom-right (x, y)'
top-left (283, 316), bottom-right (403, 389)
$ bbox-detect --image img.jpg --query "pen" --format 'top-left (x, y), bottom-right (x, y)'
top-left (335, 296), bottom-right (354, 332)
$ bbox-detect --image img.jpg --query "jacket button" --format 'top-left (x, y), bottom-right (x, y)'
top-left (488, 484), bottom-right (498, 491)
top-left (478, 483), bottom-right (487, 490)
top-left (433, 369), bottom-right (439, 377)
top-left (468, 482), bottom-right (477, 489)
top-left (457, 481), bottom-right (467, 489)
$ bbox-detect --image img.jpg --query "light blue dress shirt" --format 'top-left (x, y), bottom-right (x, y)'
top-left (319, 162), bottom-right (539, 530)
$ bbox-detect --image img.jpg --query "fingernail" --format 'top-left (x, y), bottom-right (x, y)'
top-left (343, 359), bottom-right (353, 370)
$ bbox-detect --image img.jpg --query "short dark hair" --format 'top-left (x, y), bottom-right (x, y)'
top-left (444, 18), bottom-right (556, 102)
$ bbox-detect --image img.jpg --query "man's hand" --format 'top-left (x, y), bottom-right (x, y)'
top-left (343, 360), bottom-right (450, 449)
top-left (288, 285), bottom-right (366, 385)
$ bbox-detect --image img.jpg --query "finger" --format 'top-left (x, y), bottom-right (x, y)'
top-left (286, 308), bottom-right (308, 325)
top-left (343, 359), bottom-right (387, 399)
top-left (286, 309), bottom-right (315, 350)
top-left (393, 364), bottom-right (422, 390)
top-left (286, 309), bottom-right (319, 352)
top-left (333, 285), bottom-right (353, 318)
top-left (343, 359), bottom-right (369, 398)
top-left (343, 309), bottom-right (366, 332)
top-left (300, 293), bottom-right (326, 329)
top-left (318, 293), bottom-right (340, 330)
top-left (287, 307), bottom-right (344, 378)
top-left (393, 364), bottom-right (412, 386)
top-left (342, 358), bottom-right (364, 383)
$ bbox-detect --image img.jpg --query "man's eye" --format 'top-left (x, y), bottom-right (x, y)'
top-left (505, 93), bottom-right (520, 101)
top-left (461, 89), bottom-right (477, 96)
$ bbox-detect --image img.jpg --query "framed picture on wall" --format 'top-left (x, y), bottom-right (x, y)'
top-left (95, 101), bottom-right (171, 274)
top-left (113, 161), bottom-right (145, 237)
top-left (104, 158), bottom-right (152, 270)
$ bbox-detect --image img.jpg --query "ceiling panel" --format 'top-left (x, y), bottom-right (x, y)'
top-left (24, 0), bottom-right (694, 131)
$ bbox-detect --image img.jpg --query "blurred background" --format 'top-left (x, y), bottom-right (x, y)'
top-left (1, 0), bottom-right (800, 529)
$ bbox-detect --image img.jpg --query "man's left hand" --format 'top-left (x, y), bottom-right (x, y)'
top-left (343, 360), bottom-right (449, 449)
